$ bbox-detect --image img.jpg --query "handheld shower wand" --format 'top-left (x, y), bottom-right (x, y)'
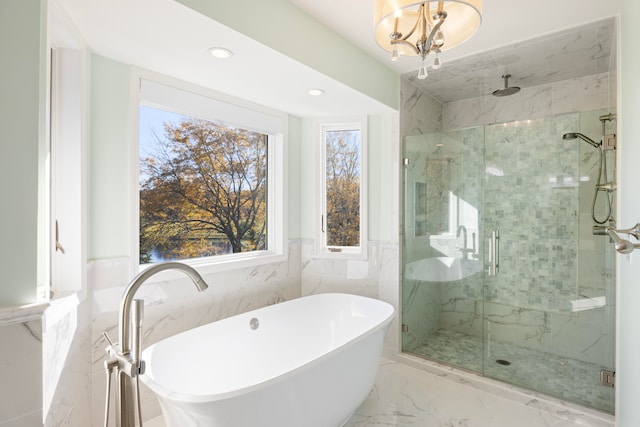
top-left (562, 132), bottom-right (613, 224)
top-left (562, 132), bottom-right (600, 149)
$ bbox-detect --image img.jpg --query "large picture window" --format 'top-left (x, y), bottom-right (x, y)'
top-left (137, 77), bottom-right (285, 267)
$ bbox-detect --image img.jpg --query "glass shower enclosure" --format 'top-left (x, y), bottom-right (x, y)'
top-left (401, 110), bottom-right (616, 413)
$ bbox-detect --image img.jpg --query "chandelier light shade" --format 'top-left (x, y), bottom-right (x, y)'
top-left (374, 0), bottom-right (482, 79)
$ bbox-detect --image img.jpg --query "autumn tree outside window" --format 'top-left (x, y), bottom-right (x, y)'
top-left (319, 119), bottom-right (368, 258)
top-left (137, 77), bottom-right (286, 268)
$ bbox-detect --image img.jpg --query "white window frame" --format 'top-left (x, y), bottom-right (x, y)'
top-left (45, 2), bottom-right (88, 301)
top-left (316, 117), bottom-right (368, 259)
top-left (132, 71), bottom-right (287, 275)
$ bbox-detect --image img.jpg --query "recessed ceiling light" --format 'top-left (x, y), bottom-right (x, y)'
top-left (208, 47), bottom-right (233, 59)
top-left (308, 89), bottom-right (325, 96)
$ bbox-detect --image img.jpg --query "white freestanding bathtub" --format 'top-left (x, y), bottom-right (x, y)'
top-left (140, 293), bottom-right (395, 427)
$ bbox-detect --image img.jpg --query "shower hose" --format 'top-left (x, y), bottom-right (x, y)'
top-left (592, 146), bottom-right (614, 225)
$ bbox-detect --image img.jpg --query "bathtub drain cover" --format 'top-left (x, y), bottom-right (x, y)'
top-left (249, 317), bottom-right (260, 330)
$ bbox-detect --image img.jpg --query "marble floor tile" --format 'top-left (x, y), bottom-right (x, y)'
top-left (146, 357), bottom-right (613, 427)
top-left (345, 359), bottom-right (612, 427)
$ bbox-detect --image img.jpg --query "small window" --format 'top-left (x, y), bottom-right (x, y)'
top-left (319, 119), bottom-right (368, 258)
top-left (137, 77), bottom-right (285, 268)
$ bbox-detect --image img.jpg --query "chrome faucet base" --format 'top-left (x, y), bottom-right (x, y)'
top-left (103, 262), bottom-right (209, 427)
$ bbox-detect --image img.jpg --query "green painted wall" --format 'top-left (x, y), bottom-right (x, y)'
top-left (89, 55), bottom-right (132, 260)
top-left (0, 0), bottom-right (45, 306)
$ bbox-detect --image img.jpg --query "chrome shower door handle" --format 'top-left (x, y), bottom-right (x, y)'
top-left (489, 229), bottom-right (500, 276)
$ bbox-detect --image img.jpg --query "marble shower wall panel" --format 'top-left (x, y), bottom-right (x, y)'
top-left (439, 280), bottom-right (483, 338)
top-left (443, 73), bottom-right (611, 131)
top-left (400, 78), bottom-right (443, 138)
top-left (401, 280), bottom-right (440, 352)
top-left (576, 108), bottom-right (616, 305)
top-left (483, 300), bottom-right (612, 364)
top-left (551, 74), bottom-right (611, 115)
top-left (90, 240), bottom-right (302, 426)
top-left (403, 125), bottom-right (485, 346)
top-left (407, 19), bottom-right (615, 104)
top-left (484, 113), bottom-right (581, 312)
top-left (404, 134), bottom-right (447, 263)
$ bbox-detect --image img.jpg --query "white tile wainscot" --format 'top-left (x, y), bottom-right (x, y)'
top-left (0, 302), bottom-right (48, 427)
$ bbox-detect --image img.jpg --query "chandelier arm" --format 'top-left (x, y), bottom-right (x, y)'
top-left (425, 12), bottom-right (446, 51)
top-left (391, 39), bottom-right (419, 55)
top-left (398, 4), bottom-right (424, 42)
top-left (424, 3), bottom-right (433, 26)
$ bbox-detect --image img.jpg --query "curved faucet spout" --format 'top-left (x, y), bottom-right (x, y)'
top-left (456, 225), bottom-right (468, 247)
top-left (118, 262), bottom-right (208, 355)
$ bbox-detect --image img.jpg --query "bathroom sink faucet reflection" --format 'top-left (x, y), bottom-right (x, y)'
top-left (405, 257), bottom-right (482, 282)
top-left (456, 225), bottom-right (474, 259)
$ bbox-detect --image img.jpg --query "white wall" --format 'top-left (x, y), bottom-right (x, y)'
top-left (616, 1), bottom-right (640, 425)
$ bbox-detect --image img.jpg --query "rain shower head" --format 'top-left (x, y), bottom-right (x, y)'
top-left (562, 132), bottom-right (601, 149)
top-left (492, 74), bottom-right (521, 97)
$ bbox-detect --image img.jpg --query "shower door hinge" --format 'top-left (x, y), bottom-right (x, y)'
top-left (401, 324), bottom-right (409, 333)
top-left (600, 369), bottom-right (615, 388)
top-left (404, 158), bottom-right (409, 165)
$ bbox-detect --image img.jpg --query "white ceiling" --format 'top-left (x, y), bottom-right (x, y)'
top-left (289, 0), bottom-right (621, 75)
top-left (57, 0), bottom-right (621, 116)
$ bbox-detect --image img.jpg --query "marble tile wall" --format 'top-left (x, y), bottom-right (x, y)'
top-left (428, 109), bottom-right (615, 368)
top-left (400, 78), bottom-right (443, 137)
top-left (402, 70), bottom-right (616, 390)
top-left (300, 239), bottom-right (401, 356)
top-left (42, 295), bottom-right (92, 426)
top-left (90, 240), bottom-right (302, 425)
top-left (0, 317), bottom-right (44, 427)
top-left (442, 72), bottom-right (611, 131)
top-left (483, 114), bottom-right (580, 312)
top-left (300, 240), bottom-right (380, 298)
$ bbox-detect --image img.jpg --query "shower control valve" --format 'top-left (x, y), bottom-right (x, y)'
top-left (105, 342), bottom-right (143, 378)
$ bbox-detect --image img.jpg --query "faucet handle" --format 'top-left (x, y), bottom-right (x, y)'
top-left (103, 331), bottom-right (114, 346)
top-left (132, 299), bottom-right (144, 364)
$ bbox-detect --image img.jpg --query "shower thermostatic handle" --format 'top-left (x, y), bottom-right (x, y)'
top-left (489, 230), bottom-right (500, 276)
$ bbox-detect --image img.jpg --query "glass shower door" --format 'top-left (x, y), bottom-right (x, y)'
top-left (482, 113), bottom-right (615, 413)
top-left (401, 127), bottom-right (485, 373)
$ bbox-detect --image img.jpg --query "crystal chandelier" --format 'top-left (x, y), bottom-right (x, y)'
top-left (374, 0), bottom-right (482, 79)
